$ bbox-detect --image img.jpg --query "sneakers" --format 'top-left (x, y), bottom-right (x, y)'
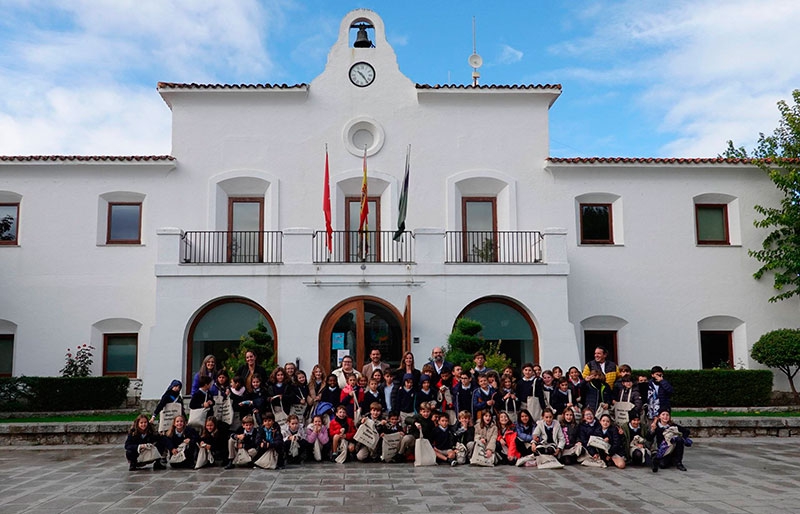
top-left (128, 462), bottom-right (138, 471)
top-left (450, 459), bottom-right (458, 467)
top-left (153, 460), bottom-right (166, 471)
top-left (651, 459), bottom-right (659, 473)
top-left (676, 463), bottom-right (687, 471)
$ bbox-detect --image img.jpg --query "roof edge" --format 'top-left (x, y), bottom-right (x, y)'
top-left (546, 157), bottom-right (799, 165)
top-left (0, 155), bottom-right (176, 164)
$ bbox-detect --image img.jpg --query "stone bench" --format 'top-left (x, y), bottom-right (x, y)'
top-left (0, 421), bottom-right (129, 445)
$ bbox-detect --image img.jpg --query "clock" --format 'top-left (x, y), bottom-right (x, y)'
top-left (349, 62), bottom-right (375, 87)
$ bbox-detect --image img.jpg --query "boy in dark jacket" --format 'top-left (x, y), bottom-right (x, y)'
top-left (225, 415), bottom-right (262, 469)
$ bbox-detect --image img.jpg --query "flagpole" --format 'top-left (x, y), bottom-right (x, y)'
top-left (323, 144), bottom-right (333, 261)
top-left (358, 145), bottom-right (369, 261)
top-left (394, 144), bottom-right (410, 242)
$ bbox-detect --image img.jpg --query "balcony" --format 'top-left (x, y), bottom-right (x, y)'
top-left (445, 231), bottom-right (543, 263)
top-left (312, 230), bottom-right (414, 263)
top-left (181, 231), bottom-right (282, 264)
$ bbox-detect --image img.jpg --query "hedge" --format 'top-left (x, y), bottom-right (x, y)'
top-left (632, 369), bottom-right (773, 407)
top-left (0, 376), bottom-right (130, 412)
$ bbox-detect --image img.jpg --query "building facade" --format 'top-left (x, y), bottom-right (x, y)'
top-left (1, 10), bottom-right (797, 399)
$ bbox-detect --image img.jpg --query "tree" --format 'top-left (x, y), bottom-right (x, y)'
top-left (723, 89), bottom-right (800, 302)
top-left (444, 317), bottom-right (513, 371)
top-left (224, 321), bottom-right (275, 375)
top-left (750, 329), bottom-right (800, 404)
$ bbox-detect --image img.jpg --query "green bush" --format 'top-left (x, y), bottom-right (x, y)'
top-left (632, 369), bottom-right (773, 407)
top-left (0, 376), bottom-right (130, 412)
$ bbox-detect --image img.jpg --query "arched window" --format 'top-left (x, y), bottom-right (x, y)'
top-left (456, 297), bottom-right (538, 367)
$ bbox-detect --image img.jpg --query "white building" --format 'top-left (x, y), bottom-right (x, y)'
top-left (1, 10), bottom-right (797, 399)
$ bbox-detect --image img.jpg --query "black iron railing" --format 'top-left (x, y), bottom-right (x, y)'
top-left (313, 230), bottom-right (414, 263)
top-left (445, 231), bottom-right (543, 263)
top-left (181, 231), bottom-right (282, 264)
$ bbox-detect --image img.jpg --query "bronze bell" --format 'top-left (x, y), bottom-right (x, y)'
top-left (353, 24), bottom-right (373, 48)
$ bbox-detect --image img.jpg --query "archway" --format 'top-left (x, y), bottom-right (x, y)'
top-left (186, 297), bottom-right (277, 390)
top-left (455, 297), bottom-right (539, 367)
top-left (319, 296), bottom-right (408, 373)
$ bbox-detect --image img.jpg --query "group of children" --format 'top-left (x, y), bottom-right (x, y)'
top-left (125, 353), bottom-right (691, 473)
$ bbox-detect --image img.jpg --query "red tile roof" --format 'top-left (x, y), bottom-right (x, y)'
top-left (416, 83), bottom-right (561, 90)
top-left (0, 155), bottom-right (175, 163)
top-left (157, 82), bottom-right (307, 90)
top-left (547, 157), bottom-right (774, 165)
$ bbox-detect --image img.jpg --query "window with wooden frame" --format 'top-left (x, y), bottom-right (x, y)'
top-left (345, 196), bottom-right (380, 262)
top-left (106, 202), bottom-right (142, 244)
top-left (228, 197), bottom-right (264, 263)
top-left (0, 334), bottom-right (13, 377)
top-left (700, 331), bottom-right (733, 369)
top-left (695, 203), bottom-right (729, 245)
top-left (580, 203), bottom-right (613, 244)
top-left (103, 333), bottom-right (138, 377)
top-left (0, 203), bottom-right (19, 245)
top-left (462, 197), bottom-right (497, 262)
top-left (583, 330), bottom-right (618, 365)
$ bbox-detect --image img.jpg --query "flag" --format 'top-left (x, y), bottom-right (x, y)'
top-left (322, 147), bottom-right (333, 254)
top-left (394, 145), bottom-right (410, 241)
top-left (358, 147), bottom-right (369, 260)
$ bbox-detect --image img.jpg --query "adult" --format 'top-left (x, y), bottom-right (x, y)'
top-left (427, 346), bottom-right (454, 384)
top-left (582, 346), bottom-right (618, 389)
top-left (332, 355), bottom-right (361, 388)
top-left (393, 351), bottom-right (421, 389)
top-left (235, 350), bottom-right (269, 393)
top-left (361, 349), bottom-right (391, 377)
top-left (191, 354), bottom-right (220, 395)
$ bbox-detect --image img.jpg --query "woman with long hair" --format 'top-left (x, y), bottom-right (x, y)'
top-left (191, 354), bottom-right (220, 395)
top-left (393, 351), bottom-right (420, 389)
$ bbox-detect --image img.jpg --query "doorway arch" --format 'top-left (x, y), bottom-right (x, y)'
top-left (455, 297), bottom-right (539, 367)
top-left (319, 296), bottom-right (408, 373)
top-left (186, 297), bottom-right (277, 390)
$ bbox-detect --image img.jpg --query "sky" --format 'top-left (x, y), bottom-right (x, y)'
top-left (1, 0), bottom-right (799, 158)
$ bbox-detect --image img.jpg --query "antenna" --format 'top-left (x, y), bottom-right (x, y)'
top-left (468, 16), bottom-right (482, 86)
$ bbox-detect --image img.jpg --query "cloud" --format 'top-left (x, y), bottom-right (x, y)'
top-left (550, 0), bottom-right (800, 156)
top-left (497, 44), bottom-right (523, 65)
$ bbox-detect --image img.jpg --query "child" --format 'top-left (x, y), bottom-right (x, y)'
top-left (648, 409), bottom-right (690, 472)
top-left (305, 414), bottom-right (330, 462)
top-left (621, 412), bottom-right (650, 466)
top-left (229, 375), bottom-right (247, 424)
top-left (415, 375), bottom-right (437, 412)
top-left (471, 409), bottom-right (497, 466)
top-left (319, 373), bottom-right (342, 407)
top-left (431, 412), bottom-right (457, 465)
top-left (329, 405), bottom-right (356, 462)
top-left (377, 411), bottom-right (405, 461)
top-left (559, 407), bottom-right (582, 464)
top-left (398, 401), bottom-right (435, 460)
top-left (453, 372), bottom-right (475, 416)
top-left (582, 370), bottom-right (612, 413)
top-left (164, 415), bottom-right (199, 468)
top-left (596, 414), bottom-right (626, 469)
top-left (577, 408), bottom-right (604, 464)
top-left (494, 376), bottom-right (519, 421)
top-left (613, 364), bottom-right (633, 395)
top-left (613, 375), bottom-right (643, 420)
top-left (647, 366), bottom-right (674, 421)
top-left (567, 366), bottom-right (585, 407)
top-left (495, 411), bottom-right (520, 465)
top-left (451, 410), bottom-right (475, 464)
top-left (550, 377), bottom-right (575, 419)
top-left (471, 374), bottom-right (495, 420)
top-left (124, 414), bottom-right (165, 471)
top-left (225, 415), bottom-right (262, 469)
top-left (150, 379), bottom-right (184, 426)
top-left (540, 370), bottom-right (556, 411)
top-left (515, 363), bottom-right (544, 420)
top-left (339, 373), bottom-right (362, 419)
top-left (532, 409), bottom-right (565, 458)
top-left (293, 370), bottom-right (310, 421)
top-left (514, 409), bottom-right (535, 457)
top-left (393, 373), bottom-right (417, 423)
top-left (258, 412), bottom-right (285, 469)
top-left (360, 378), bottom-right (385, 414)
top-left (281, 414), bottom-right (308, 465)
top-left (379, 369), bottom-right (396, 413)
top-left (551, 366), bottom-right (564, 381)
top-left (356, 403), bottom-right (384, 462)
top-left (189, 375), bottom-right (215, 428)
top-left (243, 373), bottom-right (268, 426)
top-left (199, 416), bottom-right (228, 466)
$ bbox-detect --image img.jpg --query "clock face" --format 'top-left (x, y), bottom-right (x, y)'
top-left (349, 62), bottom-right (375, 87)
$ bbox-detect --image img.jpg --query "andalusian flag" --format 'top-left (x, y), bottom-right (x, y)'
top-left (394, 145), bottom-right (410, 241)
top-left (322, 147), bottom-right (333, 254)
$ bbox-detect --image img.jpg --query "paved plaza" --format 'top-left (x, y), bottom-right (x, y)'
top-left (0, 438), bottom-right (797, 514)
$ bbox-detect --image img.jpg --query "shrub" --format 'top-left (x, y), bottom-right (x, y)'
top-left (224, 321), bottom-right (275, 376)
top-left (751, 328), bottom-right (800, 403)
top-left (0, 376), bottom-right (129, 412)
top-left (632, 369), bottom-right (773, 407)
top-left (60, 344), bottom-right (95, 378)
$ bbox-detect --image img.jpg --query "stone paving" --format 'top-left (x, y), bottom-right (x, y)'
top-left (0, 438), bottom-right (798, 513)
